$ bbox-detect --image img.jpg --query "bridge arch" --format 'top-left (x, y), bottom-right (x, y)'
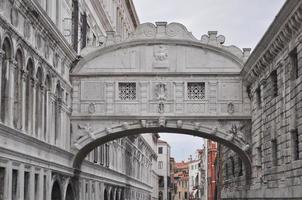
top-left (72, 119), bottom-right (252, 181)
top-left (71, 22), bottom-right (252, 189)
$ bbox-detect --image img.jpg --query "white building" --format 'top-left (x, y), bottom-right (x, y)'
top-left (188, 160), bottom-right (200, 197)
top-left (0, 0), bottom-right (156, 199)
top-left (157, 139), bottom-right (171, 200)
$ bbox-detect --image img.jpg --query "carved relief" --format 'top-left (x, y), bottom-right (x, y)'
top-left (74, 123), bottom-right (95, 142)
top-left (158, 102), bottom-right (164, 114)
top-left (153, 45), bottom-right (168, 68)
top-left (44, 41), bottom-right (50, 59)
top-left (36, 32), bottom-right (42, 50)
top-left (155, 83), bottom-right (167, 101)
top-left (24, 20), bottom-right (31, 39)
top-left (227, 102), bottom-right (235, 114)
top-left (11, 7), bottom-right (18, 27)
top-left (88, 103), bottom-right (96, 114)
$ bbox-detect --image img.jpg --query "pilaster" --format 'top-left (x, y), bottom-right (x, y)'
top-left (21, 70), bottom-right (27, 132)
top-left (5, 161), bottom-right (12, 200)
top-left (7, 60), bottom-right (17, 127)
top-left (0, 50), bottom-right (4, 117)
top-left (29, 167), bottom-right (35, 200)
top-left (19, 164), bottom-right (25, 200)
top-left (32, 78), bottom-right (37, 137)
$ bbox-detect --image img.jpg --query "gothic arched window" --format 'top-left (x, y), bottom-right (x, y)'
top-left (25, 58), bottom-right (34, 133)
top-left (14, 49), bottom-right (23, 129)
top-left (1, 38), bottom-right (12, 123)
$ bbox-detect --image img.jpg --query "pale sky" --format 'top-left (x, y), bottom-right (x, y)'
top-left (132, 0), bottom-right (286, 161)
top-left (133, 0), bottom-right (286, 49)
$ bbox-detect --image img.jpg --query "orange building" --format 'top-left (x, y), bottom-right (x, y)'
top-left (174, 161), bottom-right (189, 200)
top-left (207, 140), bottom-right (217, 200)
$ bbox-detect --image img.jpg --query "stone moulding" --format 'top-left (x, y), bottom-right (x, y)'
top-left (72, 119), bottom-right (252, 184)
top-left (73, 22), bottom-right (249, 74)
top-left (242, 0), bottom-right (302, 85)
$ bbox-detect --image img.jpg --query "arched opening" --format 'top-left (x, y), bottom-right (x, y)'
top-left (25, 58), bottom-right (34, 133)
top-left (72, 123), bottom-right (252, 183)
top-left (51, 181), bottom-right (62, 200)
top-left (35, 67), bottom-right (43, 137)
top-left (1, 37), bottom-right (12, 123)
top-left (104, 189), bottom-right (108, 200)
top-left (65, 184), bottom-right (74, 200)
top-left (13, 48), bottom-right (23, 129)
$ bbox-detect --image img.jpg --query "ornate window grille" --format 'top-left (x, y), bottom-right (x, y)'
top-left (118, 82), bottom-right (136, 100)
top-left (187, 82), bottom-right (205, 100)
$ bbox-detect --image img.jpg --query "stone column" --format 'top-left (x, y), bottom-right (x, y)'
top-left (19, 164), bottom-right (25, 200)
top-left (40, 84), bottom-right (45, 140)
top-left (21, 70), bottom-right (27, 132)
top-left (29, 167), bottom-right (35, 200)
top-left (49, 94), bottom-right (55, 145)
top-left (38, 169), bottom-right (44, 200)
top-left (0, 50), bottom-right (4, 116)
top-left (44, 88), bottom-right (49, 142)
top-left (95, 182), bottom-right (99, 200)
top-left (46, 170), bottom-right (52, 200)
top-left (5, 161), bottom-right (12, 200)
top-left (32, 79), bottom-right (37, 137)
top-left (7, 60), bottom-right (17, 127)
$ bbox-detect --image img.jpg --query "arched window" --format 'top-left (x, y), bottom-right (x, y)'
top-left (238, 157), bottom-right (243, 176)
top-left (54, 83), bottom-right (62, 145)
top-left (51, 181), bottom-right (61, 200)
top-left (35, 67), bottom-right (43, 137)
top-left (25, 59), bottom-right (34, 133)
top-left (230, 156), bottom-right (235, 177)
top-left (14, 49), bottom-right (23, 129)
top-left (44, 75), bottom-right (51, 141)
top-left (1, 38), bottom-right (12, 123)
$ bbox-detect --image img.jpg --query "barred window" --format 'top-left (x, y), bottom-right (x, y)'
top-left (187, 82), bottom-right (205, 100)
top-left (118, 82), bottom-right (136, 100)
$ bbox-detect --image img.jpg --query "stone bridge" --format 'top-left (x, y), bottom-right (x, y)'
top-left (70, 22), bottom-right (252, 182)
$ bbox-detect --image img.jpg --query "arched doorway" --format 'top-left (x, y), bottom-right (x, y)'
top-left (51, 181), bottom-right (61, 200)
top-left (65, 184), bottom-right (74, 200)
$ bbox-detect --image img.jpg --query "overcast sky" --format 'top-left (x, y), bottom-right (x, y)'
top-left (132, 0), bottom-right (285, 162)
top-left (133, 0), bottom-right (286, 49)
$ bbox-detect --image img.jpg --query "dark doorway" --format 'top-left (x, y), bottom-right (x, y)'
top-left (104, 189), bottom-right (108, 200)
top-left (51, 181), bottom-right (61, 200)
top-left (65, 184), bottom-right (74, 200)
top-left (110, 190), bottom-right (114, 200)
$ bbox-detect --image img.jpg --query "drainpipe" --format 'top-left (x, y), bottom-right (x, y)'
top-left (72, 0), bottom-right (79, 52)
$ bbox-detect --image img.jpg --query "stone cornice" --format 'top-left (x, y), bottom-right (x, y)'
top-left (21, 0), bottom-right (77, 61)
top-left (71, 115), bottom-right (251, 121)
top-left (88, 0), bottom-right (114, 31)
top-left (242, 0), bottom-right (302, 85)
top-left (125, 0), bottom-right (140, 28)
top-left (70, 72), bottom-right (242, 77)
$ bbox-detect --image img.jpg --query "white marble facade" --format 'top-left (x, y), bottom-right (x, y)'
top-left (0, 0), bottom-right (152, 200)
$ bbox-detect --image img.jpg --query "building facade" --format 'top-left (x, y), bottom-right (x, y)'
top-left (157, 140), bottom-right (171, 200)
top-left (174, 161), bottom-right (189, 200)
top-left (220, 0), bottom-right (302, 199)
top-left (0, 0), bottom-right (156, 200)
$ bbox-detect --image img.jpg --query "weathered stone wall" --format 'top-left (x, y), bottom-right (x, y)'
top-left (222, 0), bottom-right (302, 199)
